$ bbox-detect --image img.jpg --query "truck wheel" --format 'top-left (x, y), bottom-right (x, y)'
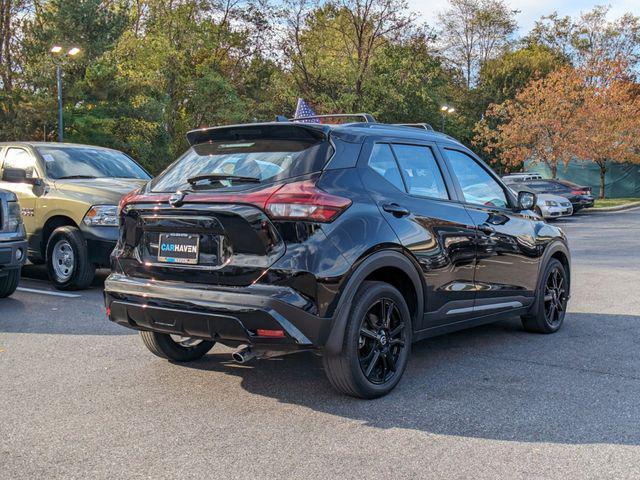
top-left (140, 331), bottom-right (215, 362)
top-left (323, 281), bottom-right (412, 399)
top-left (0, 269), bottom-right (20, 298)
top-left (46, 226), bottom-right (96, 291)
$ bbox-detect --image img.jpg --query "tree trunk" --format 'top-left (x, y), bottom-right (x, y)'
top-left (550, 163), bottom-right (557, 179)
top-left (598, 161), bottom-right (607, 199)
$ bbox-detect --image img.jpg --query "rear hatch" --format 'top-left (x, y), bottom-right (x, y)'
top-left (118, 123), bottom-right (335, 286)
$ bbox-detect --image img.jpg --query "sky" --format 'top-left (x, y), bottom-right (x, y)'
top-left (408, 0), bottom-right (640, 34)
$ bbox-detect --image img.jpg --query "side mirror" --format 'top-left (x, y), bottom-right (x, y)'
top-left (2, 167), bottom-right (41, 186)
top-left (517, 190), bottom-right (536, 211)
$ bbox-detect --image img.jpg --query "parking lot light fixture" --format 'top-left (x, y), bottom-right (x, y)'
top-left (440, 105), bottom-right (455, 132)
top-left (50, 45), bottom-right (63, 54)
top-left (68, 47), bottom-right (80, 56)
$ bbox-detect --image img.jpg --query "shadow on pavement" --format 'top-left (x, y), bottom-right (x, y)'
top-left (178, 312), bottom-right (640, 445)
top-left (20, 264), bottom-right (109, 288)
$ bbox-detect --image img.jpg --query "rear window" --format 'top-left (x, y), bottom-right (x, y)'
top-left (151, 139), bottom-right (333, 192)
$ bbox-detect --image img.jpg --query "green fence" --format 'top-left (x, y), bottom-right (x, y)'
top-left (525, 160), bottom-right (640, 198)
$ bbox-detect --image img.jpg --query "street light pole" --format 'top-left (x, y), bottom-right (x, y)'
top-left (56, 63), bottom-right (63, 142)
top-left (50, 45), bottom-right (80, 143)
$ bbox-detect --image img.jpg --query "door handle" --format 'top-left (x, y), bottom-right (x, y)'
top-left (382, 203), bottom-right (410, 217)
top-left (478, 224), bottom-right (495, 235)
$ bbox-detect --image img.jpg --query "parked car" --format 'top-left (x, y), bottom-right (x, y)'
top-left (0, 188), bottom-right (27, 297)
top-left (507, 186), bottom-right (573, 219)
top-left (505, 178), bottom-right (593, 212)
top-left (556, 179), bottom-right (595, 209)
top-left (0, 142), bottom-right (151, 290)
top-left (502, 172), bottom-right (544, 183)
top-left (105, 119), bottom-right (571, 398)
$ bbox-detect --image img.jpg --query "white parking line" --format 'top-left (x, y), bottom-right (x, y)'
top-left (16, 287), bottom-right (81, 298)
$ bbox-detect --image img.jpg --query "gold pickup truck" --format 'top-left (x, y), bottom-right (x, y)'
top-left (0, 142), bottom-right (150, 290)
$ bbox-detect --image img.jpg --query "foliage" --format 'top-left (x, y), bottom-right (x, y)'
top-left (474, 66), bottom-right (586, 177)
top-left (438, 0), bottom-right (518, 88)
top-left (474, 60), bottom-right (640, 198)
top-left (0, 0), bottom-right (639, 179)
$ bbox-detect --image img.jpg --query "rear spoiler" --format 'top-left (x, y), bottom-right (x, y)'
top-left (186, 123), bottom-right (330, 146)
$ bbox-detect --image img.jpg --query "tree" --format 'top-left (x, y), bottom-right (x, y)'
top-left (570, 61), bottom-right (640, 199)
top-left (477, 44), bottom-right (566, 106)
top-left (438, 0), bottom-right (518, 88)
top-left (473, 66), bottom-right (586, 177)
top-left (282, 0), bottom-right (416, 112)
top-left (525, 6), bottom-right (640, 69)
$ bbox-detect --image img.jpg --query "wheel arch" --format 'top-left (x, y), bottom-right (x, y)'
top-left (541, 241), bottom-right (571, 287)
top-left (41, 215), bottom-right (79, 259)
top-left (324, 249), bottom-right (424, 355)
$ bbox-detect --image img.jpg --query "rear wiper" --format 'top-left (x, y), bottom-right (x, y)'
top-left (187, 174), bottom-right (261, 187)
top-left (56, 175), bottom-right (98, 179)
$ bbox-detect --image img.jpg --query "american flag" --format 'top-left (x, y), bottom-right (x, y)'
top-left (294, 98), bottom-right (319, 123)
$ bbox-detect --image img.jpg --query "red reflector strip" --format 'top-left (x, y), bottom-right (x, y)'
top-left (256, 329), bottom-right (285, 338)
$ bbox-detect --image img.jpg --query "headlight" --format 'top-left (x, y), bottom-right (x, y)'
top-left (544, 200), bottom-right (558, 207)
top-left (6, 201), bottom-right (22, 231)
top-left (83, 205), bottom-right (118, 226)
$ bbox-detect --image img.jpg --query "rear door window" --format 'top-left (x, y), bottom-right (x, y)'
top-left (391, 144), bottom-right (449, 200)
top-left (367, 143), bottom-right (405, 191)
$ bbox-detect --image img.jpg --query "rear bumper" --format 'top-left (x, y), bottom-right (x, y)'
top-left (0, 238), bottom-right (27, 274)
top-left (104, 274), bottom-right (332, 349)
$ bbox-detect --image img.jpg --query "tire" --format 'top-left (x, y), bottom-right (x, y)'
top-left (46, 226), bottom-right (96, 291)
top-left (0, 269), bottom-right (20, 298)
top-left (140, 331), bottom-right (215, 362)
top-left (323, 281), bottom-right (412, 399)
top-left (521, 258), bottom-right (568, 334)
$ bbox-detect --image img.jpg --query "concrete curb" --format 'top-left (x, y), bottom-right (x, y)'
top-left (591, 201), bottom-right (640, 212)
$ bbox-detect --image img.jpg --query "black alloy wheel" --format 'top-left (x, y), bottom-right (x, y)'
top-left (543, 264), bottom-right (567, 327)
top-left (323, 281), bottom-right (412, 399)
top-left (522, 258), bottom-right (568, 334)
top-left (358, 298), bottom-right (407, 385)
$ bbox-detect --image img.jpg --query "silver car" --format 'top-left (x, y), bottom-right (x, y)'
top-left (535, 193), bottom-right (573, 219)
top-left (508, 188), bottom-right (573, 219)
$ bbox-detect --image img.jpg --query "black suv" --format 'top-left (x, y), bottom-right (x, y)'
top-left (0, 188), bottom-right (27, 297)
top-left (105, 121), bottom-right (571, 398)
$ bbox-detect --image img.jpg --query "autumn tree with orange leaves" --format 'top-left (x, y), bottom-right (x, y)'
top-left (474, 66), bottom-right (586, 178)
top-left (474, 59), bottom-right (640, 198)
top-left (570, 62), bottom-right (640, 198)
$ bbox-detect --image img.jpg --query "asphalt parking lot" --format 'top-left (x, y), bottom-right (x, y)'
top-left (2, 208), bottom-right (640, 479)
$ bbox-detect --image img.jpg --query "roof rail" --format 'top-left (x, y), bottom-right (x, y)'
top-left (394, 123), bottom-right (434, 131)
top-left (287, 113), bottom-right (377, 123)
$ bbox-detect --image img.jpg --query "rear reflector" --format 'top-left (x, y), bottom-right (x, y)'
top-left (256, 329), bottom-right (286, 338)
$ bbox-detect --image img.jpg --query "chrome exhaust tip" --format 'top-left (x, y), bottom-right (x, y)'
top-left (232, 345), bottom-right (255, 364)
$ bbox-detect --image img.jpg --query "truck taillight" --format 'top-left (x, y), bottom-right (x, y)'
top-left (263, 180), bottom-right (351, 222)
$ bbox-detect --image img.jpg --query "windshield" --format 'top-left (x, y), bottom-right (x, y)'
top-left (37, 146), bottom-right (150, 180)
top-left (150, 139), bottom-right (332, 192)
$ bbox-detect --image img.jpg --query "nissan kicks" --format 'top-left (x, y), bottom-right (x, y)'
top-left (105, 120), bottom-right (571, 398)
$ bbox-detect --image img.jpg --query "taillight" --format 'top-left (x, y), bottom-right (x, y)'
top-left (263, 180), bottom-right (352, 222)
